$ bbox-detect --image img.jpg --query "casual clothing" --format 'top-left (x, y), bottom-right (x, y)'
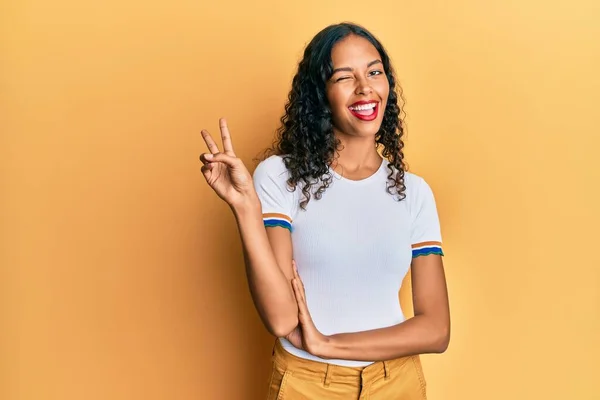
top-left (253, 154), bottom-right (443, 397)
top-left (266, 339), bottom-right (427, 399)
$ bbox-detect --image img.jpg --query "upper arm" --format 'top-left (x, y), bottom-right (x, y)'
top-left (408, 176), bottom-right (449, 323)
top-left (411, 255), bottom-right (449, 322)
top-left (252, 156), bottom-right (298, 282)
top-left (265, 227), bottom-right (294, 282)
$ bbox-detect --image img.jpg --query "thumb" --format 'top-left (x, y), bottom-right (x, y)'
top-left (201, 152), bottom-right (240, 168)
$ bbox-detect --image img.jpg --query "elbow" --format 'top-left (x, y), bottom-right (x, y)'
top-left (262, 295), bottom-right (299, 338)
top-left (267, 314), bottom-right (298, 338)
top-left (432, 325), bottom-right (450, 353)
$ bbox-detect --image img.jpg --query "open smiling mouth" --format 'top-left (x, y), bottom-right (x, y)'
top-left (348, 101), bottom-right (379, 121)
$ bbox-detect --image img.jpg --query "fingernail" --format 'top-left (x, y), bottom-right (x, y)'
top-left (205, 154), bottom-right (213, 159)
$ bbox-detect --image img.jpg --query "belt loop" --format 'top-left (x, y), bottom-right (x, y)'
top-left (324, 364), bottom-right (332, 387)
top-left (383, 361), bottom-right (390, 380)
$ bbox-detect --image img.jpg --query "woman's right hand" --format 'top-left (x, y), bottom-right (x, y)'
top-left (199, 118), bottom-right (257, 209)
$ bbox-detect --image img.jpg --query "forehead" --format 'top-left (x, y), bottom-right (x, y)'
top-left (330, 35), bottom-right (381, 66)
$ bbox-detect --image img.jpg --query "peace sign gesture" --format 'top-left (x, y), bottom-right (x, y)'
top-left (199, 118), bottom-right (256, 208)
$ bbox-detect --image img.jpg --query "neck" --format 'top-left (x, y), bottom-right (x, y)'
top-left (331, 129), bottom-right (382, 172)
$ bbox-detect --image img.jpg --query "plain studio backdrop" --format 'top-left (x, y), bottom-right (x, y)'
top-left (1, 1), bottom-right (599, 399)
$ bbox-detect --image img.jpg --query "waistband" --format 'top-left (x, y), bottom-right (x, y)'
top-left (272, 339), bottom-right (413, 386)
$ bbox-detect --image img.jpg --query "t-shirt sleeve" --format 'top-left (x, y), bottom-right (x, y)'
top-left (252, 156), bottom-right (296, 232)
top-left (410, 177), bottom-right (444, 258)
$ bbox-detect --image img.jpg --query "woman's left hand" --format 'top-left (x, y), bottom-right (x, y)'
top-left (286, 261), bottom-right (330, 358)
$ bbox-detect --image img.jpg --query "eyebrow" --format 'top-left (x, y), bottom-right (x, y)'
top-left (331, 59), bottom-right (382, 74)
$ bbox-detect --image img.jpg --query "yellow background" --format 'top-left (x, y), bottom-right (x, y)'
top-left (2, 1), bottom-right (599, 399)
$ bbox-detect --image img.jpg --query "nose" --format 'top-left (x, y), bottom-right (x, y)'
top-left (355, 76), bottom-right (373, 96)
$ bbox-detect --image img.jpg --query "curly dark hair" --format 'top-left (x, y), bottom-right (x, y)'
top-left (259, 22), bottom-right (407, 210)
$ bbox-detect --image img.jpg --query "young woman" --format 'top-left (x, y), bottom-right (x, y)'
top-left (199, 22), bottom-right (450, 400)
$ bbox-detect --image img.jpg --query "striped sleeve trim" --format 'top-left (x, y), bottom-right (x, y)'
top-left (412, 241), bottom-right (444, 258)
top-left (263, 213), bottom-right (292, 232)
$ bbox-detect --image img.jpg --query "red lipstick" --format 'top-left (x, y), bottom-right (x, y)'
top-left (348, 100), bottom-right (379, 121)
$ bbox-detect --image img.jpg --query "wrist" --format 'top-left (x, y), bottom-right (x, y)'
top-left (230, 193), bottom-right (261, 218)
top-left (314, 335), bottom-right (334, 359)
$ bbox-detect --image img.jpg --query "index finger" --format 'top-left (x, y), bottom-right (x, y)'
top-left (219, 118), bottom-right (235, 155)
top-left (200, 129), bottom-right (220, 155)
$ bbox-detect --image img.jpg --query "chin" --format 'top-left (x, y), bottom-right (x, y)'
top-left (353, 121), bottom-right (384, 137)
top-left (333, 117), bottom-right (384, 138)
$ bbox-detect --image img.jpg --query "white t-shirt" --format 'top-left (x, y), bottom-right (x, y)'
top-left (252, 155), bottom-right (443, 367)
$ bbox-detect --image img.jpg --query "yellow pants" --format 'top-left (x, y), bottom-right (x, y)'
top-left (266, 339), bottom-right (427, 399)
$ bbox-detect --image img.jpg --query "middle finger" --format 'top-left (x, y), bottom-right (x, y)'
top-left (219, 118), bottom-right (235, 156)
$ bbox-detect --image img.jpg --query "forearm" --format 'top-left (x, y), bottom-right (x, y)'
top-left (232, 198), bottom-right (298, 337)
top-left (319, 314), bottom-right (450, 361)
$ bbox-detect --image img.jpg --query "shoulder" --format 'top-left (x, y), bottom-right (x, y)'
top-left (403, 171), bottom-right (429, 195)
top-left (252, 155), bottom-right (299, 215)
top-left (253, 155), bottom-right (290, 179)
top-left (252, 155), bottom-right (293, 187)
top-left (252, 155), bottom-right (296, 196)
top-left (402, 170), bottom-right (438, 212)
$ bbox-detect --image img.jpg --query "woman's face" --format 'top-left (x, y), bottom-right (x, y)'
top-left (326, 34), bottom-right (389, 139)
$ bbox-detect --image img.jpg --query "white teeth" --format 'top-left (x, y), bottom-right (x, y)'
top-left (349, 103), bottom-right (376, 111)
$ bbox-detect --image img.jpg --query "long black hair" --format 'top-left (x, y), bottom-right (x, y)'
top-left (260, 22), bottom-right (407, 209)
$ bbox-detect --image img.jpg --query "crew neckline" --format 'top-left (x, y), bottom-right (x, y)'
top-left (329, 158), bottom-right (388, 184)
